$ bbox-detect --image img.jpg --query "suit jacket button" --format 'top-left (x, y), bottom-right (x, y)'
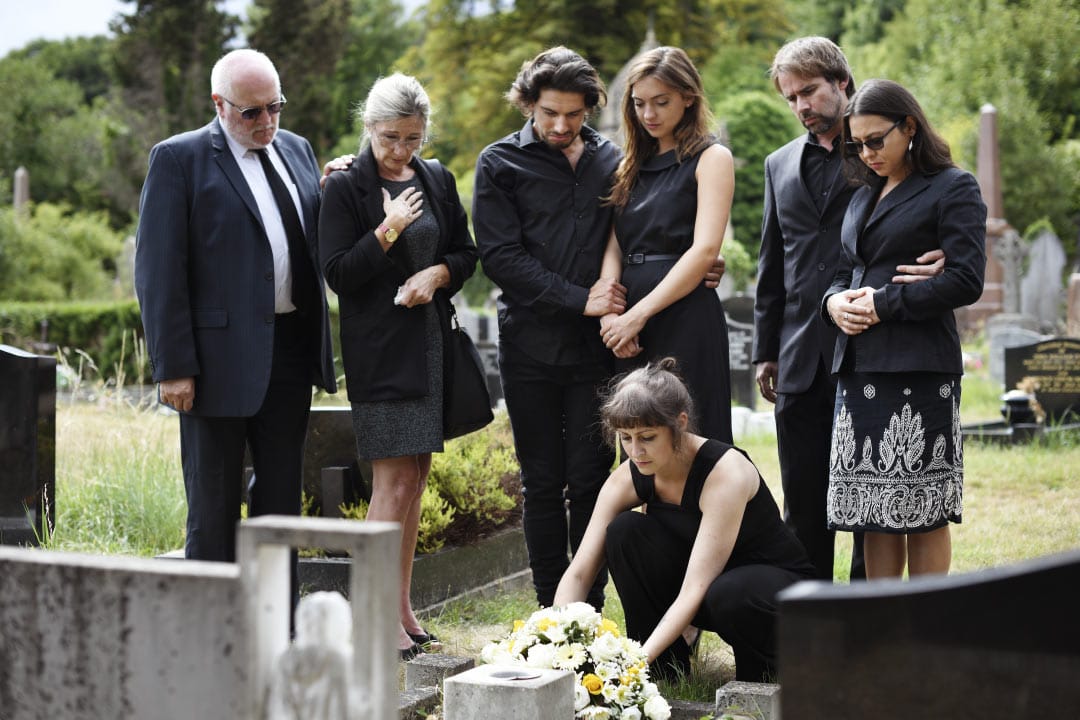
top-left (265, 272), bottom-right (273, 280)
top-left (818, 263), bottom-right (826, 271)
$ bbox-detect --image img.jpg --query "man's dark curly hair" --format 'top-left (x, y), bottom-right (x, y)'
top-left (506, 46), bottom-right (607, 115)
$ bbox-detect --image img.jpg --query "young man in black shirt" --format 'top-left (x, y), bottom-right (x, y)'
top-left (473, 47), bottom-right (623, 611)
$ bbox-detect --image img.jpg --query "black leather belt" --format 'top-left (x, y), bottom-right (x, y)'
top-left (624, 252), bottom-right (682, 265)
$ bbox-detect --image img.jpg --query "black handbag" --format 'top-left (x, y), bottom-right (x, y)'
top-left (443, 304), bottom-right (494, 439)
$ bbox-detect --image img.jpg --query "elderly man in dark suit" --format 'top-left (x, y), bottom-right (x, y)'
top-left (135, 48), bottom-right (336, 562)
top-left (753, 37), bottom-right (942, 581)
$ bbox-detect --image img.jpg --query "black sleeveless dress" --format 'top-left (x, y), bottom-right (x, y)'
top-left (605, 439), bottom-right (815, 681)
top-left (614, 146), bottom-right (733, 443)
top-left (630, 439), bottom-right (813, 576)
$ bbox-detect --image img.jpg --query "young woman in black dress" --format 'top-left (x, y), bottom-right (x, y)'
top-left (554, 358), bottom-right (815, 681)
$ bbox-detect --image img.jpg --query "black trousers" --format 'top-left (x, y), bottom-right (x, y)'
top-left (605, 510), bottom-right (803, 682)
top-left (775, 360), bottom-right (865, 580)
top-left (498, 343), bottom-right (614, 611)
top-left (179, 312), bottom-right (313, 562)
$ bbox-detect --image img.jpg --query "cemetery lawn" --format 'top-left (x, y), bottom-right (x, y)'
top-left (50, 363), bottom-right (1079, 703)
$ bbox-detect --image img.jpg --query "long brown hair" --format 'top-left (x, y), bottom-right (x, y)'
top-left (607, 47), bottom-right (714, 207)
top-left (842, 78), bottom-right (955, 186)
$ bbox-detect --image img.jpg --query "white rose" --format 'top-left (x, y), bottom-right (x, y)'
top-left (619, 707), bottom-right (643, 720)
top-left (641, 682), bottom-right (659, 698)
top-left (589, 632), bottom-right (623, 663)
top-left (525, 642), bottom-right (556, 669)
top-left (574, 682), bottom-right (590, 711)
top-left (562, 601), bottom-right (601, 627)
top-left (580, 707), bottom-right (612, 720)
top-left (643, 695), bottom-right (670, 720)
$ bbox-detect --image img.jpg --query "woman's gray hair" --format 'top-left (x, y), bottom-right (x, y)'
top-left (358, 73), bottom-right (431, 148)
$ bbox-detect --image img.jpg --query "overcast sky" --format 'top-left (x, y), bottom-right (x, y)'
top-left (0, 0), bottom-right (249, 58)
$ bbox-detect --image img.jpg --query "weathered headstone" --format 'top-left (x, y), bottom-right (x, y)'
top-left (0, 345), bottom-right (56, 545)
top-left (1004, 338), bottom-right (1080, 423)
top-left (994, 225), bottom-right (1026, 315)
top-left (778, 549), bottom-right (1080, 719)
top-left (1020, 228), bottom-right (1066, 332)
top-left (443, 665), bottom-right (575, 720)
top-left (984, 315), bottom-right (1043, 385)
top-left (1066, 273), bottom-right (1080, 337)
top-left (724, 293), bottom-right (756, 410)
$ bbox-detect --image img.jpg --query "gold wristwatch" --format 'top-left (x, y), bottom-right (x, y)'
top-left (379, 223), bottom-right (399, 244)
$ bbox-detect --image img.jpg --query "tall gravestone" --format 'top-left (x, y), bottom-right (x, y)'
top-left (1020, 228), bottom-right (1066, 332)
top-left (968, 104), bottom-right (1006, 326)
top-left (724, 293), bottom-right (756, 410)
top-left (0, 345), bottom-right (56, 545)
top-left (1069, 273), bottom-right (1080, 338)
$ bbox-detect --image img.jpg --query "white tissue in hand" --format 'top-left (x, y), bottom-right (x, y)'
top-left (393, 287), bottom-right (405, 305)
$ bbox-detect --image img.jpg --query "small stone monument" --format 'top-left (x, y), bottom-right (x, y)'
top-left (13, 166), bottom-right (29, 215)
top-left (724, 294), bottom-right (756, 410)
top-left (264, 592), bottom-right (353, 720)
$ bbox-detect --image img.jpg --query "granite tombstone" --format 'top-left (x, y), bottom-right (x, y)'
top-left (0, 345), bottom-right (56, 545)
top-left (1003, 337), bottom-right (1080, 423)
top-left (724, 293), bottom-right (756, 410)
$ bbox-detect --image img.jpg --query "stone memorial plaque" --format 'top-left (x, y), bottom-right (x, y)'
top-left (0, 345), bottom-right (56, 545)
top-left (1004, 337), bottom-right (1080, 423)
top-left (724, 293), bottom-right (756, 411)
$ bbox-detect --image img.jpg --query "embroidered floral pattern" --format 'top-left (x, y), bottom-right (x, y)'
top-left (828, 379), bottom-right (963, 531)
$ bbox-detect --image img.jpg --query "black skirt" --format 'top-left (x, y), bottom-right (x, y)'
top-left (827, 371), bottom-right (963, 533)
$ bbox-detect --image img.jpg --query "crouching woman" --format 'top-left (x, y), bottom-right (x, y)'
top-left (554, 358), bottom-right (815, 681)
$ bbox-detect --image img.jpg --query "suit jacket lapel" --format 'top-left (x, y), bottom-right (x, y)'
top-left (843, 185), bottom-right (875, 260)
top-left (865, 173), bottom-right (931, 231)
top-left (209, 118), bottom-right (265, 232)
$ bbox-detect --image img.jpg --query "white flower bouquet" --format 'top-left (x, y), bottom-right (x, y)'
top-left (480, 602), bottom-right (672, 720)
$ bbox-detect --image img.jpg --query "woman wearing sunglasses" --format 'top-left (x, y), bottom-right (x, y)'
top-left (822, 79), bottom-right (986, 580)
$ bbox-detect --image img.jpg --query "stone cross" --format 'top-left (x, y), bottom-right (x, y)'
top-left (994, 225), bottom-right (1026, 315)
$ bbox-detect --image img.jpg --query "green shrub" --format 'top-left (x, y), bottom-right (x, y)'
top-left (429, 412), bottom-right (520, 546)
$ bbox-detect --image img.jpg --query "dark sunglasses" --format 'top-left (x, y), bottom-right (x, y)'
top-left (222, 94), bottom-right (287, 121)
top-left (846, 119), bottom-right (903, 154)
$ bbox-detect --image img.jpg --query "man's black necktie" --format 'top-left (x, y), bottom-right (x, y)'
top-left (255, 148), bottom-right (317, 315)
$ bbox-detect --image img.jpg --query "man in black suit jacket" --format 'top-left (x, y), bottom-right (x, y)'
top-left (753, 37), bottom-right (942, 580)
top-left (135, 49), bottom-right (336, 562)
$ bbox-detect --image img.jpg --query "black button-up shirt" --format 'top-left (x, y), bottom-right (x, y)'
top-left (473, 121), bottom-right (620, 365)
top-left (800, 130), bottom-right (844, 214)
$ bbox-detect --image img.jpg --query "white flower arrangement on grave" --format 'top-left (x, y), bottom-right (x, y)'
top-left (480, 602), bottom-right (672, 720)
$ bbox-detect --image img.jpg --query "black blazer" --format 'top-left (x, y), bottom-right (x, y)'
top-left (135, 118), bottom-right (337, 417)
top-left (318, 147), bottom-right (477, 402)
top-left (823, 167), bottom-right (986, 375)
top-left (753, 135), bottom-right (855, 394)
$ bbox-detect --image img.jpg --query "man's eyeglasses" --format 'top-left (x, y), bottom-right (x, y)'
top-left (846, 119), bottom-right (903, 154)
top-left (222, 95), bottom-right (287, 121)
top-left (375, 131), bottom-right (425, 151)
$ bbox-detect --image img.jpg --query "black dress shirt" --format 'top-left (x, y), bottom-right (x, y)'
top-left (800, 131), bottom-right (844, 214)
top-left (473, 121), bottom-right (620, 365)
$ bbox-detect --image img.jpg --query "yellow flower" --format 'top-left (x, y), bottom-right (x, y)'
top-left (537, 617), bottom-right (555, 632)
top-left (513, 620), bottom-right (525, 632)
top-left (599, 618), bottom-right (620, 637)
top-left (582, 673), bottom-right (604, 695)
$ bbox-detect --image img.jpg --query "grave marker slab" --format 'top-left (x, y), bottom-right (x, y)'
top-left (725, 293), bottom-right (756, 410)
top-left (778, 550), bottom-right (1080, 719)
top-left (0, 345), bottom-right (56, 545)
top-left (1004, 337), bottom-right (1080, 422)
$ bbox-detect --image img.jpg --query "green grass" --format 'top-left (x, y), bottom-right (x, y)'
top-left (44, 351), bottom-right (1080, 705)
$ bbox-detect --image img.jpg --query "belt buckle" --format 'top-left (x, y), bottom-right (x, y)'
top-left (626, 253), bottom-right (646, 265)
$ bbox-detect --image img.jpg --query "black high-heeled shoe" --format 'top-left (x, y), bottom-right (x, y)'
top-left (400, 642), bottom-right (424, 662)
top-left (406, 629), bottom-right (442, 652)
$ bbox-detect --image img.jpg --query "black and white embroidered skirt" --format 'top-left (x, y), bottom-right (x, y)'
top-left (827, 371), bottom-right (963, 533)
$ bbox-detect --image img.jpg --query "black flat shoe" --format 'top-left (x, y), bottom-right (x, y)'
top-left (400, 642), bottom-right (424, 662)
top-left (406, 629), bottom-right (442, 652)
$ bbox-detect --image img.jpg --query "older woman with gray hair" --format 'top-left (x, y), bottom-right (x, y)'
top-left (319, 73), bottom-right (477, 660)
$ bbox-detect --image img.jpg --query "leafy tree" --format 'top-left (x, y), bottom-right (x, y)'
top-left (848, 0), bottom-right (1080, 244)
top-left (110, 0), bottom-right (239, 138)
top-left (715, 91), bottom-right (802, 285)
top-left (0, 203), bottom-right (124, 302)
top-left (327, 0), bottom-right (414, 153)
top-left (248, 0), bottom-right (351, 157)
top-left (10, 36), bottom-right (113, 104)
